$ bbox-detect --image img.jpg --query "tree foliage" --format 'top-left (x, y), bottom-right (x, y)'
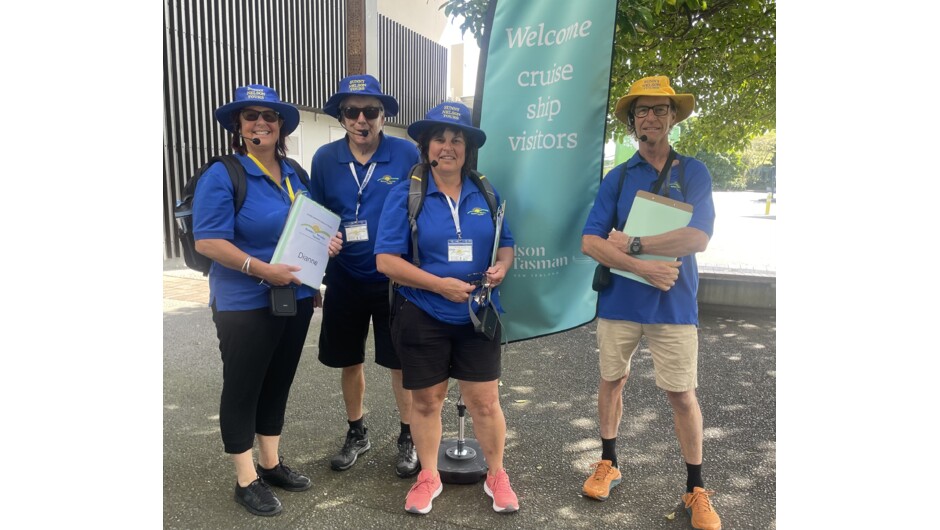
top-left (439, 0), bottom-right (776, 155)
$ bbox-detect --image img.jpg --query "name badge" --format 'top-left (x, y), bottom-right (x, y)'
top-left (448, 239), bottom-right (473, 262)
top-left (344, 221), bottom-right (369, 242)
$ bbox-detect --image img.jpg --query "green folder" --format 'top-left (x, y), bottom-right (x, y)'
top-left (610, 190), bottom-right (693, 286)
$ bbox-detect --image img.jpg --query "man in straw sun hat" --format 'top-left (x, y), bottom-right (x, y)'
top-left (580, 76), bottom-right (721, 530)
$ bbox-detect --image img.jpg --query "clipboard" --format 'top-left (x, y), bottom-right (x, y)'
top-left (270, 194), bottom-right (342, 289)
top-left (610, 190), bottom-right (693, 286)
top-left (490, 200), bottom-right (506, 267)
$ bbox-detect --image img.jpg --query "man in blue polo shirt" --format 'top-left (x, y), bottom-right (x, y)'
top-left (309, 75), bottom-right (421, 478)
top-left (580, 76), bottom-right (721, 530)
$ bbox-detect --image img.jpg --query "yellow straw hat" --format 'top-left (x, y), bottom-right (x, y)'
top-left (614, 76), bottom-right (695, 125)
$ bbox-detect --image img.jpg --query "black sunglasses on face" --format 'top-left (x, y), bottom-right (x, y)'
top-left (240, 109), bottom-right (280, 123)
top-left (342, 106), bottom-right (382, 120)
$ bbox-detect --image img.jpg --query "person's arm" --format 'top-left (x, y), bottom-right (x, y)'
top-left (195, 239), bottom-right (301, 286)
top-left (609, 226), bottom-right (709, 257)
top-left (484, 247), bottom-right (514, 288)
top-left (581, 234), bottom-right (680, 291)
top-left (195, 232), bottom-right (342, 287)
top-left (376, 253), bottom-right (475, 303)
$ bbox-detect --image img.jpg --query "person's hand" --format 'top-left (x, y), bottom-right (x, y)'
top-left (328, 231), bottom-right (343, 258)
top-left (313, 290), bottom-right (323, 308)
top-left (637, 260), bottom-right (681, 291)
top-left (484, 263), bottom-right (507, 288)
top-left (263, 263), bottom-right (303, 286)
top-left (608, 229), bottom-right (630, 254)
top-left (437, 277), bottom-right (475, 303)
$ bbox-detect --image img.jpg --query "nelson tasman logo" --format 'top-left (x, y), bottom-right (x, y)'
top-left (378, 175), bottom-right (399, 185)
top-left (467, 207), bottom-right (489, 216)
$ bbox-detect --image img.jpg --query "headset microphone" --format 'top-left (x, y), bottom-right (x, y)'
top-left (240, 134), bottom-right (261, 145)
top-left (429, 160), bottom-right (438, 167)
top-left (342, 123), bottom-right (369, 137)
top-left (638, 135), bottom-right (648, 142)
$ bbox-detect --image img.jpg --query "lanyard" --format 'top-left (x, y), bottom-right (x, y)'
top-left (348, 162), bottom-right (376, 221)
top-left (248, 154), bottom-right (295, 202)
top-left (445, 195), bottom-right (462, 240)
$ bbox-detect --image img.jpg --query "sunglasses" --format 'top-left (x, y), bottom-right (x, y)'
top-left (342, 106), bottom-right (382, 120)
top-left (240, 109), bottom-right (280, 123)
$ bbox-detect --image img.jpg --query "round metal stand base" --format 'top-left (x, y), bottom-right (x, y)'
top-left (437, 438), bottom-right (487, 484)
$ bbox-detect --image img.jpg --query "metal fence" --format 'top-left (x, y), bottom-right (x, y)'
top-left (163, 0), bottom-right (446, 259)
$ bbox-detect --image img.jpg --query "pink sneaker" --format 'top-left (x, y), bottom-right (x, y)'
top-left (404, 470), bottom-right (443, 514)
top-left (483, 468), bottom-right (519, 513)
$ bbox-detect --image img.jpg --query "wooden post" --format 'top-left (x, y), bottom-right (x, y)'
top-left (346, 0), bottom-right (366, 75)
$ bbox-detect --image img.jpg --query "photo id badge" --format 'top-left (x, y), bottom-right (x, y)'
top-left (448, 239), bottom-right (473, 262)
top-left (344, 221), bottom-right (369, 242)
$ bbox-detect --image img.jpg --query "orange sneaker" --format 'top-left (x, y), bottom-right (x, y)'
top-left (582, 460), bottom-right (622, 501)
top-left (483, 468), bottom-right (519, 513)
top-left (682, 486), bottom-right (722, 530)
top-left (404, 470), bottom-right (442, 514)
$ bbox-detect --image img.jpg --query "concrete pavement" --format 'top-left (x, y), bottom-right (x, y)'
top-left (163, 266), bottom-right (775, 529)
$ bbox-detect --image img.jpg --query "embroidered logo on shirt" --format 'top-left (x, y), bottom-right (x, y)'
top-left (377, 175), bottom-right (399, 185)
top-left (467, 207), bottom-right (489, 216)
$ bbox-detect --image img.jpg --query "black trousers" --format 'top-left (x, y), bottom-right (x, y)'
top-left (211, 297), bottom-right (314, 454)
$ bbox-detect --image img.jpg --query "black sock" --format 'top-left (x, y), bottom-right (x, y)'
top-left (398, 422), bottom-right (411, 442)
top-left (601, 437), bottom-right (618, 468)
top-left (348, 417), bottom-right (364, 433)
top-left (686, 463), bottom-right (703, 492)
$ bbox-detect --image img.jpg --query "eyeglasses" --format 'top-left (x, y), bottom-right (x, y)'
top-left (342, 106), bottom-right (382, 120)
top-left (240, 109), bottom-right (280, 123)
top-left (633, 104), bottom-right (672, 118)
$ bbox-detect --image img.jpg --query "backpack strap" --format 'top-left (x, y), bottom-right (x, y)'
top-left (283, 157), bottom-right (311, 189)
top-left (407, 163), bottom-right (429, 267)
top-left (467, 170), bottom-right (498, 224)
top-left (197, 155), bottom-right (248, 214)
top-left (652, 148), bottom-right (679, 199)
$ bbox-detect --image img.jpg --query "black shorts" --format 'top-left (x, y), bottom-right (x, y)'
top-left (317, 262), bottom-right (399, 369)
top-left (390, 295), bottom-right (501, 390)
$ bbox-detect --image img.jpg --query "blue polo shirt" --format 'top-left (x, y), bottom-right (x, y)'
top-left (193, 154), bottom-right (316, 311)
top-left (309, 133), bottom-right (420, 282)
top-left (582, 151), bottom-right (715, 325)
top-left (375, 173), bottom-right (515, 325)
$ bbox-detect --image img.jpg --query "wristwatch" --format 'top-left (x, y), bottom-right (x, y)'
top-left (628, 236), bottom-right (643, 255)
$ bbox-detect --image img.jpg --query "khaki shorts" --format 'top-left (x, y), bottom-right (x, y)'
top-left (596, 318), bottom-right (698, 392)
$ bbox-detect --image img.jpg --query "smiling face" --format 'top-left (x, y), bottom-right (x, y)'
top-left (340, 95), bottom-right (384, 150)
top-left (427, 127), bottom-right (466, 175)
top-left (238, 105), bottom-right (281, 149)
top-left (633, 96), bottom-right (676, 143)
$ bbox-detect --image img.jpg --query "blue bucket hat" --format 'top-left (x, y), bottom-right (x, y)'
top-left (214, 84), bottom-right (300, 136)
top-left (407, 102), bottom-right (486, 147)
top-left (323, 74), bottom-right (399, 118)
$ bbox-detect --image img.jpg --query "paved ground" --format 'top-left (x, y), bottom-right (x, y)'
top-left (163, 268), bottom-right (775, 529)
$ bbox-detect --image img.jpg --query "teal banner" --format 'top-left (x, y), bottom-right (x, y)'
top-left (475, 0), bottom-right (618, 341)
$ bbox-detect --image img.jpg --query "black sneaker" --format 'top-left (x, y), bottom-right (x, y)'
top-left (396, 433), bottom-right (420, 478)
top-left (234, 478), bottom-right (282, 516)
top-left (330, 427), bottom-right (371, 471)
top-left (257, 457), bottom-right (312, 492)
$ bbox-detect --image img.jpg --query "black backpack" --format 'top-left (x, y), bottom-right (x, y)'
top-left (173, 155), bottom-right (310, 275)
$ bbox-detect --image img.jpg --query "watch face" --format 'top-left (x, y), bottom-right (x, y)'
top-left (631, 239), bottom-right (642, 254)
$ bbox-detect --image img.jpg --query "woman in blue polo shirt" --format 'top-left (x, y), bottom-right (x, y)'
top-left (192, 84), bottom-right (342, 517)
top-left (375, 102), bottom-right (519, 515)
